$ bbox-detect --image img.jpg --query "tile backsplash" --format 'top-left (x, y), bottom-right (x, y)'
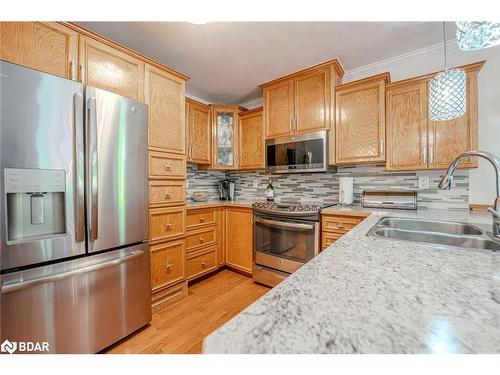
top-left (187, 164), bottom-right (470, 211)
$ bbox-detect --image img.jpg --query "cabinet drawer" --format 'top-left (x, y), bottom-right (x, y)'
top-left (149, 207), bottom-right (186, 243)
top-left (187, 246), bottom-right (218, 280)
top-left (321, 231), bottom-right (343, 249)
top-left (322, 214), bottom-right (365, 234)
top-left (149, 151), bottom-right (186, 179)
top-left (149, 180), bottom-right (186, 207)
top-left (186, 226), bottom-right (217, 253)
top-left (186, 208), bottom-right (217, 230)
top-left (150, 240), bottom-right (186, 292)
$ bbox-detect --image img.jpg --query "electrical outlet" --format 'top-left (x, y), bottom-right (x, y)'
top-left (418, 176), bottom-right (430, 190)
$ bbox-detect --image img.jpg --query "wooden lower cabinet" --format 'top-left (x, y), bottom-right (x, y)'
top-left (321, 212), bottom-right (369, 250)
top-left (187, 246), bottom-right (218, 280)
top-left (186, 226), bottom-right (217, 252)
top-left (185, 207), bottom-right (222, 282)
top-left (149, 206), bottom-right (186, 244)
top-left (224, 207), bottom-right (253, 274)
top-left (149, 180), bottom-right (186, 208)
top-left (186, 208), bottom-right (217, 230)
top-left (149, 152), bottom-right (187, 180)
top-left (150, 240), bottom-right (186, 292)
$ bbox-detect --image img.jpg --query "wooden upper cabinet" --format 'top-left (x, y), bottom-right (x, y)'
top-left (211, 105), bottom-right (243, 170)
top-left (294, 67), bottom-right (331, 134)
top-left (428, 69), bottom-right (479, 169)
top-left (239, 108), bottom-right (265, 170)
top-left (386, 81), bottom-right (428, 171)
top-left (264, 80), bottom-right (294, 138)
top-left (186, 98), bottom-right (211, 164)
top-left (0, 22), bottom-right (78, 79)
top-left (335, 73), bottom-right (389, 165)
top-left (225, 207), bottom-right (253, 274)
top-left (79, 36), bottom-right (145, 101)
top-left (386, 61), bottom-right (483, 172)
top-left (145, 64), bottom-right (186, 154)
top-left (261, 59), bottom-right (343, 140)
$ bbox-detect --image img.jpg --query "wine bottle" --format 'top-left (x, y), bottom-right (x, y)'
top-left (266, 178), bottom-right (274, 202)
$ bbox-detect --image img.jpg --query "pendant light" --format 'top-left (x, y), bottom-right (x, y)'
top-left (429, 22), bottom-right (467, 121)
top-left (456, 21), bottom-right (500, 51)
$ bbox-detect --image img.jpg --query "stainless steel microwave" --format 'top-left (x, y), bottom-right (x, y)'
top-left (266, 131), bottom-right (328, 173)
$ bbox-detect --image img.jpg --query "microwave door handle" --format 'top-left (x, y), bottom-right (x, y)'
top-left (87, 96), bottom-right (98, 241)
top-left (254, 216), bottom-right (314, 230)
top-left (73, 92), bottom-right (85, 242)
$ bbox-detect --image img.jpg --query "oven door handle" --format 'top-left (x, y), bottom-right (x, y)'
top-left (254, 216), bottom-right (314, 230)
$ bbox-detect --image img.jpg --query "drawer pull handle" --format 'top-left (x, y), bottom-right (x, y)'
top-left (335, 224), bottom-right (345, 229)
top-left (201, 262), bottom-right (207, 269)
top-left (164, 223), bottom-right (173, 230)
top-left (199, 217), bottom-right (205, 223)
top-left (199, 237), bottom-right (205, 243)
top-left (165, 164), bottom-right (172, 170)
top-left (164, 193), bottom-right (171, 199)
top-left (165, 263), bottom-right (173, 271)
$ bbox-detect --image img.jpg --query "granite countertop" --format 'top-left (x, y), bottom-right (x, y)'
top-left (203, 207), bottom-right (500, 354)
top-left (186, 199), bottom-right (254, 209)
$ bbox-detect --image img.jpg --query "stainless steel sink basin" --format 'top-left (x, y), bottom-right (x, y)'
top-left (367, 217), bottom-right (500, 252)
top-left (377, 217), bottom-right (483, 236)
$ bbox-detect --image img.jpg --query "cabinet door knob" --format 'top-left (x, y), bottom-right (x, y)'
top-left (164, 223), bottom-right (173, 230)
top-left (201, 262), bottom-right (207, 269)
top-left (199, 236), bottom-right (205, 243)
top-left (199, 217), bottom-right (205, 223)
top-left (165, 164), bottom-right (172, 170)
top-left (165, 262), bottom-right (173, 271)
top-left (164, 193), bottom-right (171, 199)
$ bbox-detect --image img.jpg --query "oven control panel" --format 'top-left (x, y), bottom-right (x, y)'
top-left (252, 201), bottom-right (320, 217)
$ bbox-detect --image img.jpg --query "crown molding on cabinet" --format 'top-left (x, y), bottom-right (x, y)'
top-left (61, 22), bottom-right (190, 82)
top-left (185, 93), bottom-right (211, 105)
top-left (342, 39), bottom-right (460, 82)
top-left (258, 58), bottom-right (345, 88)
top-left (239, 97), bottom-right (263, 110)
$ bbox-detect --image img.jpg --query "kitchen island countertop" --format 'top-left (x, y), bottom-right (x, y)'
top-left (203, 207), bottom-right (500, 353)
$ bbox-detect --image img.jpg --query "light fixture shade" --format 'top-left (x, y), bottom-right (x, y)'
top-left (429, 68), bottom-right (467, 121)
top-left (456, 21), bottom-right (500, 51)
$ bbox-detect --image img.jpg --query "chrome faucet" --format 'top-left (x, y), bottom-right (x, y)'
top-left (438, 151), bottom-right (500, 240)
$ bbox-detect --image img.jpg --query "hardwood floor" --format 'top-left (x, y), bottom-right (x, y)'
top-left (105, 269), bottom-right (270, 354)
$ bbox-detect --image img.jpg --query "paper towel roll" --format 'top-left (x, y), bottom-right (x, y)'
top-left (339, 177), bottom-right (354, 205)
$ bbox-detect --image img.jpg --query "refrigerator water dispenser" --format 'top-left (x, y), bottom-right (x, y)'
top-left (4, 168), bottom-right (66, 243)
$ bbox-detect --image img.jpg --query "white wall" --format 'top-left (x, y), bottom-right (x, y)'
top-left (242, 42), bottom-right (500, 205)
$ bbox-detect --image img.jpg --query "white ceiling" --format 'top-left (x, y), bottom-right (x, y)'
top-left (78, 22), bottom-right (456, 104)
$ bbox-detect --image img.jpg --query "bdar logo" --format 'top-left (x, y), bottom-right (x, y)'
top-left (1, 339), bottom-right (17, 354)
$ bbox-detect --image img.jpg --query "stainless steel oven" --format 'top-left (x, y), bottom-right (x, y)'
top-left (252, 202), bottom-right (321, 287)
top-left (266, 131), bottom-right (328, 173)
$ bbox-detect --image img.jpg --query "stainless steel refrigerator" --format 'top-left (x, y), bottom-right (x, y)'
top-left (0, 61), bottom-right (151, 353)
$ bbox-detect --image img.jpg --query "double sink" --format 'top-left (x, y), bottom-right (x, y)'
top-left (367, 217), bottom-right (500, 251)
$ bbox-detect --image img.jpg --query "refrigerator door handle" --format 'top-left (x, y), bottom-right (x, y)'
top-left (74, 93), bottom-right (85, 242)
top-left (87, 96), bottom-right (99, 241)
top-left (1, 250), bottom-right (145, 294)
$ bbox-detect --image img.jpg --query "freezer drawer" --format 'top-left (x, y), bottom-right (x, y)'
top-left (0, 243), bottom-right (151, 353)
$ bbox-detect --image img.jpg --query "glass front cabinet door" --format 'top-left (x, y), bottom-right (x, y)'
top-left (211, 105), bottom-right (244, 170)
